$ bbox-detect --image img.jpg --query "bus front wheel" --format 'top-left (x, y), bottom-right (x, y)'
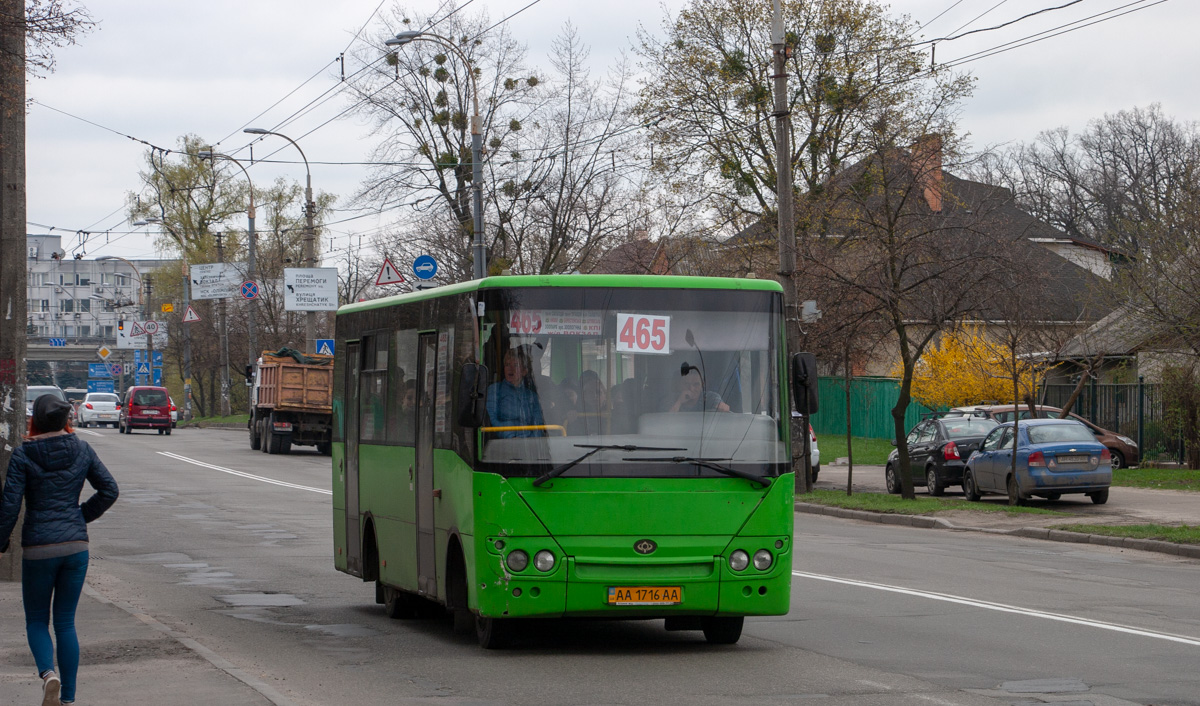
top-left (476, 615), bottom-right (511, 649)
top-left (702, 616), bottom-right (744, 645)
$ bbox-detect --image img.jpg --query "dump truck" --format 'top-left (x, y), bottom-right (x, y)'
top-left (248, 348), bottom-right (334, 455)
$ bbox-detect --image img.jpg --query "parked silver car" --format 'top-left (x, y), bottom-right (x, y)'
top-left (78, 392), bottom-right (121, 428)
top-left (25, 385), bottom-right (68, 419)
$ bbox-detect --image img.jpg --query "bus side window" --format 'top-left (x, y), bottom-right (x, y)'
top-left (389, 329), bottom-right (419, 445)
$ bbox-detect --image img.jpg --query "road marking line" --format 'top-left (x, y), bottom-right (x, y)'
top-left (793, 570), bottom-right (1200, 647)
top-left (78, 429), bottom-right (103, 437)
top-left (157, 451), bottom-right (331, 495)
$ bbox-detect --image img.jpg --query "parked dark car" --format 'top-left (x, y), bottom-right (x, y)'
top-left (885, 416), bottom-right (999, 495)
top-left (945, 404), bottom-right (1138, 469)
top-left (963, 418), bottom-right (1112, 505)
top-left (119, 386), bottom-right (173, 435)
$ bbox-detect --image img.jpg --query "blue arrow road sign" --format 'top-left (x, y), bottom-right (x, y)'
top-left (413, 254), bottom-right (438, 280)
top-left (49, 338), bottom-right (66, 347)
top-left (316, 339), bottom-right (335, 356)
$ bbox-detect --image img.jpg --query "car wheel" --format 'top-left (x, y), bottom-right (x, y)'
top-left (1046, 492), bottom-right (1062, 501)
top-left (381, 584), bottom-right (417, 619)
top-left (1109, 451), bottom-right (1125, 470)
top-left (810, 464), bottom-right (820, 482)
top-left (962, 469), bottom-right (981, 501)
top-left (1006, 475), bottom-right (1025, 506)
top-left (317, 441), bottom-right (332, 456)
top-left (885, 464), bottom-right (901, 494)
top-left (165, 427), bottom-right (171, 436)
top-left (926, 467), bottom-right (944, 497)
top-left (701, 616), bottom-right (744, 645)
top-left (1090, 488), bottom-right (1110, 505)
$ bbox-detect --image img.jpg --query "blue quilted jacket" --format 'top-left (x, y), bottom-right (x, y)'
top-left (0, 434), bottom-right (119, 553)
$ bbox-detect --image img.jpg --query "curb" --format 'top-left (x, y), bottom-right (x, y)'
top-left (794, 502), bottom-right (1200, 560)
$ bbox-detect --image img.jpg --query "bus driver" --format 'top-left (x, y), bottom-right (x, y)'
top-left (486, 347), bottom-right (545, 437)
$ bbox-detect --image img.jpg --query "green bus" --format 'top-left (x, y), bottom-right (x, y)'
top-left (332, 274), bottom-right (805, 647)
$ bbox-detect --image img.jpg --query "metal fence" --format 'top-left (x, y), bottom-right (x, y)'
top-left (1040, 382), bottom-right (1181, 463)
top-left (814, 377), bottom-right (937, 440)
top-left (814, 376), bottom-right (1183, 463)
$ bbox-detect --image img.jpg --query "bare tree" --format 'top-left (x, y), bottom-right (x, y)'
top-left (802, 129), bottom-right (1001, 499)
top-left (1, 0), bottom-right (93, 81)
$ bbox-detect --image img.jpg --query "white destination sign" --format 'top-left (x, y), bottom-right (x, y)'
top-left (191, 263), bottom-right (241, 300)
top-left (284, 268), bottom-right (339, 311)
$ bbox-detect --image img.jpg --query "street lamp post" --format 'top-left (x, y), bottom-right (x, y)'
top-left (386, 30), bottom-right (486, 279)
top-left (199, 149), bottom-right (258, 384)
top-left (243, 128), bottom-right (317, 353)
top-left (134, 218), bottom-right (194, 420)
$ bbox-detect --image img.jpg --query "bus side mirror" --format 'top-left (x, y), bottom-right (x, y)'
top-left (457, 363), bottom-right (489, 428)
top-left (791, 352), bottom-right (819, 415)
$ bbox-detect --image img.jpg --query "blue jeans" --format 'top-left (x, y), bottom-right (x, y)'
top-left (23, 550), bottom-right (89, 703)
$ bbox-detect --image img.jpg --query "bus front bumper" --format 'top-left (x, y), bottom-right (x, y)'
top-left (475, 545), bottom-right (793, 620)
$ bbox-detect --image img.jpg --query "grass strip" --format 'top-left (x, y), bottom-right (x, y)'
top-left (1052, 523), bottom-right (1200, 544)
top-left (800, 488), bottom-right (1065, 516)
top-left (179, 413), bottom-right (251, 426)
top-left (815, 434), bottom-right (894, 466)
top-left (1113, 467), bottom-right (1200, 491)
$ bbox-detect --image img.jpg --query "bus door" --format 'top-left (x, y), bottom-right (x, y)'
top-left (345, 340), bottom-right (362, 575)
top-left (415, 332), bottom-right (438, 597)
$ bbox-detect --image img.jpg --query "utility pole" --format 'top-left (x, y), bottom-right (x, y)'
top-left (772, 0), bottom-right (809, 492)
top-left (144, 276), bottom-right (153, 382)
top-left (216, 232), bottom-right (231, 416)
top-left (0, 0), bottom-right (27, 581)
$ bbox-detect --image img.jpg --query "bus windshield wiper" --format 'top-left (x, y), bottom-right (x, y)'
top-left (533, 444), bottom-right (686, 487)
top-left (623, 456), bottom-right (772, 487)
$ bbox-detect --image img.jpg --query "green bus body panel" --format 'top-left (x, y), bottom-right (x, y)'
top-left (516, 478), bottom-right (764, 539)
top-left (332, 443), bottom-right (347, 572)
top-left (337, 274), bottom-right (783, 316)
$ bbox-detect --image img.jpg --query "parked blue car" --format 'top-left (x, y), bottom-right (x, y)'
top-left (963, 419), bottom-right (1112, 505)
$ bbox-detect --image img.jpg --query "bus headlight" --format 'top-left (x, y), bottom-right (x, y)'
top-left (534, 550), bottom-right (556, 572)
top-left (729, 550), bottom-right (750, 571)
top-left (506, 550), bottom-right (529, 572)
top-left (753, 549), bottom-right (773, 570)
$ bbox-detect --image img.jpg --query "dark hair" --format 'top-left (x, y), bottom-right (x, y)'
top-left (27, 417), bottom-right (73, 438)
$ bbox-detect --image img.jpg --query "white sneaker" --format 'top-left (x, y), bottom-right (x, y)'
top-left (42, 670), bottom-right (61, 706)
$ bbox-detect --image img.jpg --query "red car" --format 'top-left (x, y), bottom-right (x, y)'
top-left (119, 386), bottom-right (173, 435)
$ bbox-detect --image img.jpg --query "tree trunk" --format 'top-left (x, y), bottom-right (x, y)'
top-left (844, 346), bottom-right (853, 496)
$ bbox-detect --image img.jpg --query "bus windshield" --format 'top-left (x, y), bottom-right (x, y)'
top-left (479, 287), bottom-right (785, 480)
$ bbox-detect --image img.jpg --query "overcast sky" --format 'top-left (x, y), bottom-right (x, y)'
top-left (26, 0), bottom-right (1197, 266)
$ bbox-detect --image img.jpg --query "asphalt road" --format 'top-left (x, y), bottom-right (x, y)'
top-left (54, 427), bottom-right (1200, 705)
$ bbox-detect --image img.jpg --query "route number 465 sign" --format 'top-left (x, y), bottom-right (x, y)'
top-left (616, 313), bottom-right (671, 355)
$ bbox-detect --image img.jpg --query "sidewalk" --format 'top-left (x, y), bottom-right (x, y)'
top-left (805, 462), bottom-right (1200, 560)
top-left (0, 581), bottom-right (286, 706)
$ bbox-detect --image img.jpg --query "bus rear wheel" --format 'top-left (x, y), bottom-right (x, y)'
top-left (476, 615), bottom-right (511, 649)
top-left (701, 616), bottom-right (744, 645)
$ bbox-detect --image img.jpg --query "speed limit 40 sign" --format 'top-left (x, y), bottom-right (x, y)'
top-left (616, 313), bottom-right (671, 355)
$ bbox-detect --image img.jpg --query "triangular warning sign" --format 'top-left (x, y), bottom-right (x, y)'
top-left (376, 257), bottom-right (405, 285)
top-left (182, 306), bottom-right (201, 323)
top-left (130, 321), bottom-right (146, 336)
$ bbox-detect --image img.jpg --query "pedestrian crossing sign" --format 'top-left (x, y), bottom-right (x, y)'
top-left (136, 362), bottom-right (150, 375)
top-left (316, 339), bottom-right (335, 356)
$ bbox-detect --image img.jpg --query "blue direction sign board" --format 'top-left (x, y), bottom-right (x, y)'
top-left (316, 339), bottom-right (335, 356)
top-left (88, 363), bottom-right (112, 378)
top-left (87, 380), bottom-right (115, 393)
top-left (48, 338), bottom-right (66, 347)
top-left (153, 368), bottom-right (162, 386)
top-left (135, 351), bottom-right (164, 367)
top-left (241, 280), bottom-right (259, 299)
top-left (413, 255), bottom-right (438, 280)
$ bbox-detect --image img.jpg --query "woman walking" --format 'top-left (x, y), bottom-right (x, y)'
top-left (0, 394), bottom-right (119, 705)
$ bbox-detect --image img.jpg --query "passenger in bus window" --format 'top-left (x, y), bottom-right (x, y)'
top-left (486, 348), bottom-right (545, 437)
top-left (566, 370), bottom-right (608, 436)
top-left (669, 369), bottom-right (731, 413)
